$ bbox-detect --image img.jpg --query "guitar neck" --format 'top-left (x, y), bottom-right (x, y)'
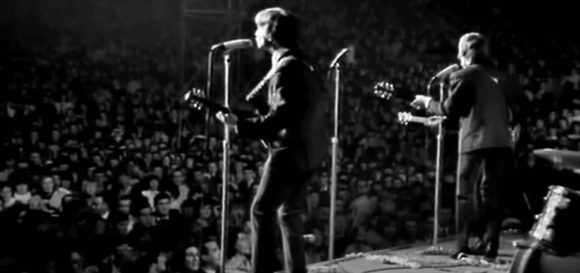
top-left (406, 116), bottom-right (431, 125)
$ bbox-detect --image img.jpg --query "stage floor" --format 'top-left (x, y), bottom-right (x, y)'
top-left (307, 233), bottom-right (526, 273)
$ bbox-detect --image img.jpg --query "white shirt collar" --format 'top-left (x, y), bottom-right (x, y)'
top-left (271, 48), bottom-right (290, 67)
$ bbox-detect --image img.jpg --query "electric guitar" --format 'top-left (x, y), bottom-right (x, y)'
top-left (397, 112), bottom-right (446, 126)
top-left (183, 88), bottom-right (270, 147)
top-left (374, 81), bottom-right (446, 126)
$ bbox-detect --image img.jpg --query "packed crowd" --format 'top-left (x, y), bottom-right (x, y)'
top-left (2, 0), bottom-right (580, 272)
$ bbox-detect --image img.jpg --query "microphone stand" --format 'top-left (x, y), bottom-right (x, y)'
top-left (328, 62), bottom-right (341, 262)
top-left (326, 48), bottom-right (348, 264)
top-left (219, 52), bottom-right (231, 271)
top-left (455, 124), bottom-right (462, 249)
top-left (198, 48), bottom-right (217, 254)
top-left (205, 50), bottom-right (216, 159)
top-left (433, 81), bottom-right (445, 246)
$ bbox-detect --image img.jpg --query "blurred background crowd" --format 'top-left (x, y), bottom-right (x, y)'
top-left (2, 0), bottom-right (580, 272)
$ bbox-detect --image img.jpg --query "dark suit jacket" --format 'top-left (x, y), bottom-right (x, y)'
top-left (238, 48), bottom-right (329, 171)
top-left (427, 64), bottom-right (512, 153)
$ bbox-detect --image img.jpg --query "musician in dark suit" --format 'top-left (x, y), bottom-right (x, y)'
top-left (217, 7), bottom-right (328, 273)
top-left (412, 32), bottom-right (514, 261)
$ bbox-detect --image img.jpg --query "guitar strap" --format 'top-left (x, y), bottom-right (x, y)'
top-left (246, 55), bottom-right (311, 103)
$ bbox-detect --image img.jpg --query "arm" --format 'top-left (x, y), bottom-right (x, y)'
top-left (426, 72), bottom-right (475, 118)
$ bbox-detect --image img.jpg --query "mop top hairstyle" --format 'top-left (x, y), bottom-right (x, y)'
top-left (457, 32), bottom-right (490, 64)
top-left (254, 7), bottom-right (299, 48)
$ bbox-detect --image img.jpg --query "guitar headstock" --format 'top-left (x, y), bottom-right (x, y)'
top-left (397, 112), bottom-right (413, 125)
top-left (373, 81), bottom-right (395, 100)
top-left (183, 88), bottom-right (206, 111)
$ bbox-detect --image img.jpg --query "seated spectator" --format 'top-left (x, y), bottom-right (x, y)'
top-left (199, 237), bottom-right (221, 273)
top-left (229, 201), bottom-right (248, 232)
top-left (0, 157), bottom-right (15, 183)
top-left (225, 232), bottom-right (251, 273)
top-left (67, 251), bottom-right (86, 273)
top-left (154, 192), bottom-right (186, 251)
top-left (128, 203), bottom-right (159, 256)
top-left (114, 194), bottom-right (136, 233)
top-left (365, 215), bottom-right (388, 250)
top-left (331, 213), bottom-right (350, 257)
top-left (181, 198), bottom-right (197, 221)
top-left (568, 122), bottom-right (580, 140)
top-left (57, 171), bottom-right (75, 192)
top-left (348, 179), bottom-right (373, 228)
top-left (111, 243), bottom-right (150, 273)
top-left (1, 184), bottom-right (16, 211)
top-left (169, 168), bottom-right (190, 210)
top-left (81, 180), bottom-right (99, 201)
top-left (80, 195), bottom-right (113, 264)
top-left (379, 217), bottom-right (399, 248)
top-left (194, 198), bottom-right (218, 239)
top-left (343, 226), bottom-right (372, 255)
top-left (13, 180), bottom-right (32, 206)
top-left (148, 250), bottom-right (172, 273)
top-left (141, 175), bottom-right (161, 208)
top-left (399, 220), bottom-right (422, 244)
top-left (109, 212), bottom-right (132, 247)
top-left (89, 194), bottom-right (111, 221)
top-left (180, 244), bottom-right (201, 273)
top-left (306, 188), bottom-right (320, 216)
top-left (113, 174), bottom-right (134, 199)
top-left (38, 175), bottom-right (71, 215)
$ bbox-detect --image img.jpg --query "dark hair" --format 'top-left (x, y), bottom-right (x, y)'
top-left (118, 194), bottom-right (131, 202)
top-left (154, 192), bottom-right (171, 205)
top-left (131, 197), bottom-right (150, 216)
top-left (255, 7), bottom-right (299, 48)
top-left (200, 235), bottom-right (219, 256)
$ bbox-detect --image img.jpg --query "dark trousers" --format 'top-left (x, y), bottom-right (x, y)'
top-left (456, 147), bottom-right (514, 252)
top-left (251, 148), bottom-right (311, 273)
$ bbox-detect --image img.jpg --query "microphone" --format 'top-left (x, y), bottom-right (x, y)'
top-left (329, 48), bottom-right (350, 68)
top-left (303, 234), bottom-right (317, 244)
top-left (211, 39), bottom-right (254, 52)
top-left (431, 63), bottom-right (460, 81)
top-left (427, 63), bottom-right (460, 92)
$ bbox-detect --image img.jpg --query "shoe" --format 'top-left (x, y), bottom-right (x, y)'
top-left (470, 240), bottom-right (486, 255)
top-left (483, 243), bottom-right (498, 261)
top-left (450, 250), bottom-right (469, 260)
top-left (482, 255), bottom-right (496, 263)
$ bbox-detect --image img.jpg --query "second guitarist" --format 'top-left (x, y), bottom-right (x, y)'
top-left (412, 32), bottom-right (518, 262)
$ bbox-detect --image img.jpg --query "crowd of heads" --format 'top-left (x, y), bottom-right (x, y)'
top-left (2, 0), bottom-right (580, 272)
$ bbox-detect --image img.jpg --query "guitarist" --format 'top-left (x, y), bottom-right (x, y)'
top-left (412, 32), bottom-right (517, 262)
top-left (216, 7), bottom-right (328, 273)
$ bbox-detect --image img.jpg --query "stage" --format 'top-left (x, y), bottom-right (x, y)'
top-left (307, 233), bottom-right (525, 273)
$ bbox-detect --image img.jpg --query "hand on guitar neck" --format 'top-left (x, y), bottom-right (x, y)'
top-left (183, 88), bottom-right (241, 130)
top-left (183, 86), bottom-right (261, 117)
top-left (397, 112), bottom-right (446, 127)
top-left (183, 88), bottom-right (232, 113)
top-left (372, 81), bottom-right (445, 127)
